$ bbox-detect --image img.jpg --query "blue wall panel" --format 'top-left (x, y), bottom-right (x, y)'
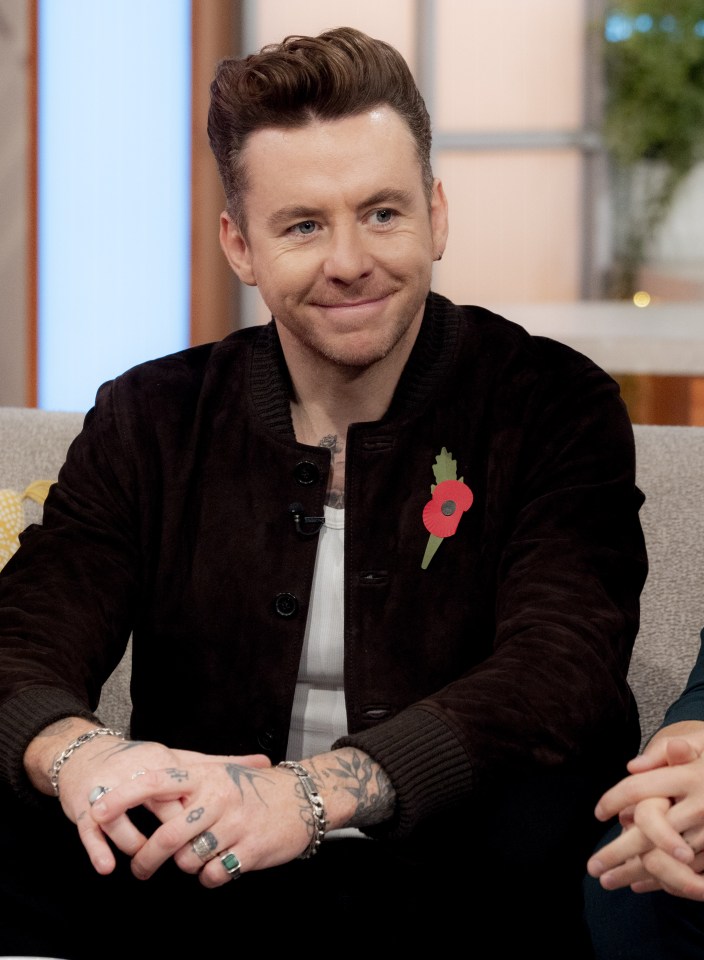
top-left (39, 0), bottom-right (191, 411)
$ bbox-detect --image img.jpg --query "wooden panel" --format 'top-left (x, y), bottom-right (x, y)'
top-left (616, 375), bottom-right (695, 426)
top-left (190, 0), bottom-right (241, 343)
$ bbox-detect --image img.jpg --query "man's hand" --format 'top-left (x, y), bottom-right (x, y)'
top-left (89, 747), bottom-right (395, 887)
top-left (26, 719), bottom-right (395, 886)
top-left (23, 718), bottom-right (272, 876)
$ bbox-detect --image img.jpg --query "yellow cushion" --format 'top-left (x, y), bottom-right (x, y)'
top-left (0, 480), bottom-right (54, 571)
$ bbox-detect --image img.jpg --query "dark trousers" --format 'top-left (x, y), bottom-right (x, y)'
top-left (584, 822), bottom-right (704, 959)
top-left (1, 769), bottom-right (606, 958)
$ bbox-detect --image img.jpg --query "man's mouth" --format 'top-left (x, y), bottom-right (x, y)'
top-left (310, 292), bottom-right (392, 309)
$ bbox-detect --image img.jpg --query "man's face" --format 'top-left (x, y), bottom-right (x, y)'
top-left (220, 106), bottom-right (448, 371)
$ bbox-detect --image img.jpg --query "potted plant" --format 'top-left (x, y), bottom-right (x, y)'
top-left (601, 1), bottom-right (704, 298)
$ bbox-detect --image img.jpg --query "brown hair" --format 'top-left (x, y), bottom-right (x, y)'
top-left (208, 26), bottom-right (433, 231)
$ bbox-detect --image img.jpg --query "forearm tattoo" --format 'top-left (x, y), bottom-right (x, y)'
top-left (314, 751), bottom-right (396, 828)
top-left (38, 717), bottom-right (75, 739)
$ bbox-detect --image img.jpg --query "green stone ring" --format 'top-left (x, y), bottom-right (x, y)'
top-left (220, 850), bottom-right (242, 879)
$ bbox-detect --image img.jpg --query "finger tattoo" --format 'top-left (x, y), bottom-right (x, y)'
top-left (165, 767), bottom-right (189, 783)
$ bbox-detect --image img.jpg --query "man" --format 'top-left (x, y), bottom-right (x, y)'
top-left (0, 26), bottom-right (646, 956)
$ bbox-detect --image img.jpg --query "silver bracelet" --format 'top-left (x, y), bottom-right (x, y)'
top-left (50, 727), bottom-right (125, 797)
top-left (278, 760), bottom-right (327, 858)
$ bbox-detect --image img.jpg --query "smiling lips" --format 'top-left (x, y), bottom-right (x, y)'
top-left (311, 293), bottom-right (391, 310)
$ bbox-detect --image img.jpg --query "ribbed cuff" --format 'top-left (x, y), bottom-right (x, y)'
top-left (334, 706), bottom-right (472, 840)
top-left (0, 685), bottom-right (101, 804)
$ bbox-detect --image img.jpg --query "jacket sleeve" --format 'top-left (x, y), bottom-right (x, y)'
top-left (0, 380), bottom-right (140, 798)
top-left (661, 629), bottom-right (704, 728)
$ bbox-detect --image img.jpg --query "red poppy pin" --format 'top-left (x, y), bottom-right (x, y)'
top-left (421, 447), bottom-right (473, 569)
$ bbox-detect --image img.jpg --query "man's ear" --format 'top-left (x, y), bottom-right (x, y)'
top-left (219, 213), bottom-right (257, 286)
top-left (430, 179), bottom-right (449, 261)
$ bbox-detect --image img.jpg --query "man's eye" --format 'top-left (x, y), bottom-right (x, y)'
top-left (292, 220), bottom-right (316, 235)
top-left (372, 209), bottom-right (394, 225)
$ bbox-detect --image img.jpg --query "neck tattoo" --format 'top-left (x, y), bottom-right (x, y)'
top-left (319, 434), bottom-right (345, 509)
top-left (319, 434), bottom-right (340, 458)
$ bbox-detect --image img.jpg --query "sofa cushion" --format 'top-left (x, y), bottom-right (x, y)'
top-left (631, 424), bottom-right (704, 747)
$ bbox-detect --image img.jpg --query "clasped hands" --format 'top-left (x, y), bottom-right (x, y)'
top-left (57, 737), bottom-right (318, 888)
top-left (587, 721), bottom-right (704, 901)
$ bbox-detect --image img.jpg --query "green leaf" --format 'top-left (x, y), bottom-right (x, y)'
top-left (431, 446), bottom-right (458, 486)
top-left (421, 534), bottom-right (444, 569)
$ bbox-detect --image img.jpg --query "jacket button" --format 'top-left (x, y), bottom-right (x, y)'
top-left (362, 707), bottom-right (392, 720)
top-left (293, 460), bottom-right (319, 485)
top-left (274, 592), bottom-right (298, 618)
top-left (257, 729), bottom-right (276, 750)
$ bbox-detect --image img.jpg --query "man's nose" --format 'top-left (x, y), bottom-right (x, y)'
top-left (322, 225), bottom-right (374, 283)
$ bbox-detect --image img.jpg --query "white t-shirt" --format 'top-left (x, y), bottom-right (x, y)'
top-left (287, 504), bottom-right (347, 760)
top-left (286, 505), bottom-right (366, 840)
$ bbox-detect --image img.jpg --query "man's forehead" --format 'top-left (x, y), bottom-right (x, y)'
top-left (242, 110), bottom-right (420, 194)
top-left (241, 105), bottom-right (417, 161)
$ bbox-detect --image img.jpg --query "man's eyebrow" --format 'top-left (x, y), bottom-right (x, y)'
top-left (266, 205), bottom-right (323, 231)
top-left (362, 188), bottom-right (415, 209)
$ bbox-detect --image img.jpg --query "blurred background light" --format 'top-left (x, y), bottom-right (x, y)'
top-left (605, 11), bottom-right (633, 42)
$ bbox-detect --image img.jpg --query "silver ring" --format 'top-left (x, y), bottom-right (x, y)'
top-left (130, 769), bottom-right (146, 780)
top-left (191, 831), bottom-right (218, 862)
top-left (88, 785), bottom-right (111, 806)
top-left (220, 850), bottom-right (242, 879)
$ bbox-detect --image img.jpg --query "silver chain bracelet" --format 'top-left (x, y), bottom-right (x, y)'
top-left (278, 760), bottom-right (327, 857)
top-left (50, 727), bottom-right (125, 797)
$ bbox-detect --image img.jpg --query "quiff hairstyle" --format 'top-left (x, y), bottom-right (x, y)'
top-left (208, 26), bottom-right (433, 232)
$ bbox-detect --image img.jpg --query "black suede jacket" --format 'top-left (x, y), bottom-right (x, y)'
top-left (0, 292), bottom-right (647, 838)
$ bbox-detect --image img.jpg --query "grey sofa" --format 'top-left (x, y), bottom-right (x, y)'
top-left (1, 405), bottom-right (703, 748)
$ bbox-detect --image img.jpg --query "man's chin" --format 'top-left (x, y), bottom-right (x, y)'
top-left (320, 348), bottom-right (388, 370)
top-left (315, 333), bottom-right (399, 370)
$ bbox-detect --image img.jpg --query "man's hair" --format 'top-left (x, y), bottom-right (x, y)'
top-left (208, 26), bottom-right (433, 232)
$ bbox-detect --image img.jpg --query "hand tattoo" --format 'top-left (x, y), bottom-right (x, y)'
top-left (224, 763), bottom-right (273, 803)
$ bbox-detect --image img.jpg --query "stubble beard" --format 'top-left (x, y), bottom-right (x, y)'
top-left (302, 286), bottom-right (428, 371)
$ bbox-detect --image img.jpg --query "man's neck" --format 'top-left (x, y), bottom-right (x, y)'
top-left (290, 368), bottom-right (390, 436)
top-left (279, 325), bottom-right (417, 435)
top-left (289, 378), bottom-right (377, 510)
top-left (283, 336), bottom-right (415, 509)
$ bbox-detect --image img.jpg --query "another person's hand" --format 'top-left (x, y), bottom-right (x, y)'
top-left (627, 721), bottom-right (704, 776)
top-left (587, 722), bottom-right (704, 899)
